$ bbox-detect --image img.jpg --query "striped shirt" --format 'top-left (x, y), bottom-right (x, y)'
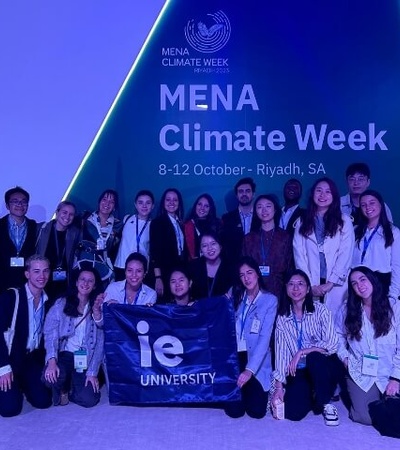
top-left (273, 301), bottom-right (338, 383)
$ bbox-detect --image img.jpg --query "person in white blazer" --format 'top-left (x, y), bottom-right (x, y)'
top-left (293, 177), bottom-right (355, 318)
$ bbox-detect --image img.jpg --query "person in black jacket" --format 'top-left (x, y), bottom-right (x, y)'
top-left (0, 186), bottom-right (38, 294)
top-left (0, 255), bottom-right (52, 417)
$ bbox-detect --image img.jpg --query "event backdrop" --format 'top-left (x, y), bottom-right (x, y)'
top-left (66, 0), bottom-right (400, 221)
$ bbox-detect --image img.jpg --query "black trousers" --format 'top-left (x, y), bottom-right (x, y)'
top-left (0, 349), bottom-right (52, 417)
top-left (224, 351), bottom-right (268, 419)
top-left (284, 352), bottom-right (342, 421)
top-left (43, 351), bottom-right (100, 408)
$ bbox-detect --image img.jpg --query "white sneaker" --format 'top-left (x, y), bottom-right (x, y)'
top-left (323, 403), bottom-right (339, 426)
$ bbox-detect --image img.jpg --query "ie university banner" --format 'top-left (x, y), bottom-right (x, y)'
top-left (103, 297), bottom-right (241, 405)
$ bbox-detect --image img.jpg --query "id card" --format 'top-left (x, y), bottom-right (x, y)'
top-left (96, 237), bottom-right (106, 250)
top-left (53, 270), bottom-right (67, 281)
top-left (259, 265), bottom-right (270, 276)
top-left (10, 257), bottom-right (24, 267)
top-left (362, 354), bottom-right (379, 376)
top-left (74, 349), bottom-right (88, 373)
top-left (250, 318), bottom-right (261, 334)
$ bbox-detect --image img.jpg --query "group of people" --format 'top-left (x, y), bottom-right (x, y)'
top-left (0, 162), bottom-right (398, 432)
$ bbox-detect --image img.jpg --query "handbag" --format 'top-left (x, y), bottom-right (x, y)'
top-left (369, 396), bottom-right (400, 438)
top-left (3, 288), bottom-right (19, 354)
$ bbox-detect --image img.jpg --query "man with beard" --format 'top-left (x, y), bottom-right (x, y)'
top-left (221, 178), bottom-right (257, 265)
top-left (279, 179), bottom-right (305, 237)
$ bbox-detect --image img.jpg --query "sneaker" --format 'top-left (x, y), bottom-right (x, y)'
top-left (323, 404), bottom-right (339, 426)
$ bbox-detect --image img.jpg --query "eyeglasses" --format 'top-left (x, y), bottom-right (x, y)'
top-left (348, 176), bottom-right (368, 183)
top-left (9, 200), bottom-right (28, 206)
top-left (287, 281), bottom-right (307, 288)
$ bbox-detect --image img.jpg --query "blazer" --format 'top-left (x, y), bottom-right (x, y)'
top-left (36, 220), bottom-right (80, 277)
top-left (0, 286), bottom-right (51, 373)
top-left (284, 206), bottom-right (305, 237)
top-left (189, 257), bottom-right (234, 300)
top-left (0, 215), bottom-right (38, 293)
top-left (234, 291), bottom-right (278, 391)
top-left (43, 298), bottom-right (104, 377)
top-left (221, 209), bottom-right (258, 265)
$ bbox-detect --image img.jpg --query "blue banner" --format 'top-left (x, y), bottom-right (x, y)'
top-left (104, 297), bottom-right (241, 405)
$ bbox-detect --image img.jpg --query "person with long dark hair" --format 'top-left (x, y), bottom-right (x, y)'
top-left (149, 188), bottom-right (188, 300)
top-left (224, 256), bottom-right (277, 419)
top-left (183, 193), bottom-right (221, 260)
top-left (272, 269), bottom-right (340, 425)
top-left (189, 231), bottom-right (234, 300)
top-left (293, 177), bottom-right (354, 316)
top-left (42, 266), bottom-right (104, 408)
top-left (336, 266), bottom-right (400, 425)
top-left (169, 266), bottom-right (195, 306)
top-left (352, 189), bottom-right (400, 299)
top-left (242, 194), bottom-right (293, 298)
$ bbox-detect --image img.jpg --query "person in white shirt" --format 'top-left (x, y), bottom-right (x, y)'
top-left (353, 190), bottom-right (400, 300)
top-left (114, 190), bottom-right (154, 281)
top-left (336, 266), bottom-right (400, 425)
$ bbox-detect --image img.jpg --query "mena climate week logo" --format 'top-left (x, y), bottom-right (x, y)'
top-left (184, 10), bottom-right (231, 54)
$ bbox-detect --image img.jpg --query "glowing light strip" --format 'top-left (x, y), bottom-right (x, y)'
top-left (61, 0), bottom-right (172, 201)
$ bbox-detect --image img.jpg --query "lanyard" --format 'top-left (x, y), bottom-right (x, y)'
top-left (32, 294), bottom-right (45, 346)
top-left (124, 284), bottom-right (142, 304)
top-left (53, 225), bottom-right (66, 268)
top-left (135, 216), bottom-right (150, 252)
top-left (361, 225), bottom-right (379, 263)
top-left (260, 228), bottom-right (274, 265)
top-left (292, 311), bottom-right (303, 350)
top-left (9, 219), bottom-right (27, 254)
top-left (171, 218), bottom-right (183, 255)
top-left (240, 293), bottom-right (256, 339)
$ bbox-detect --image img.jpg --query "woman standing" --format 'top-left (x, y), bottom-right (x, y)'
top-left (150, 188), bottom-right (187, 300)
top-left (183, 194), bottom-right (221, 260)
top-left (272, 269), bottom-right (340, 425)
top-left (352, 189), bottom-right (400, 299)
top-left (293, 177), bottom-right (354, 317)
top-left (225, 256), bottom-right (277, 419)
top-left (242, 194), bottom-right (293, 298)
top-left (189, 232), bottom-right (234, 300)
top-left (42, 267), bottom-right (104, 408)
top-left (114, 190), bottom-right (155, 281)
top-left (336, 266), bottom-right (400, 425)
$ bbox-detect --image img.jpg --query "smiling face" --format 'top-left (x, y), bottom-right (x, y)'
top-left (313, 181), bottom-right (333, 212)
top-left (164, 191), bottom-right (179, 215)
top-left (286, 274), bottom-right (309, 304)
top-left (7, 192), bottom-right (29, 221)
top-left (25, 260), bottom-right (50, 292)
top-left (170, 270), bottom-right (191, 299)
top-left (255, 198), bottom-right (275, 224)
top-left (200, 235), bottom-right (221, 262)
top-left (360, 194), bottom-right (382, 226)
top-left (284, 180), bottom-right (302, 204)
top-left (239, 264), bottom-right (259, 293)
top-left (99, 193), bottom-right (116, 217)
top-left (55, 204), bottom-right (75, 231)
top-left (195, 197), bottom-right (210, 219)
top-left (76, 270), bottom-right (96, 297)
top-left (350, 270), bottom-right (373, 302)
top-left (125, 260), bottom-right (145, 290)
top-left (135, 195), bottom-right (154, 220)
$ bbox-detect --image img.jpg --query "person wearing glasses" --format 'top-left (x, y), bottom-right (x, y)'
top-left (340, 163), bottom-right (392, 226)
top-left (0, 187), bottom-right (38, 293)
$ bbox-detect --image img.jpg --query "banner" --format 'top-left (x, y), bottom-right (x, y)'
top-left (104, 297), bottom-right (241, 405)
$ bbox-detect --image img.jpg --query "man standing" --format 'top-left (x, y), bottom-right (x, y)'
top-left (340, 163), bottom-right (392, 226)
top-left (0, 187), bottom-right (38, 293)
top-left (0, 255), bottom-right (52, 417)
top-left (221, 177), bottom-right (257, 265)
top-left (279, 178), bottom-right (305, 236)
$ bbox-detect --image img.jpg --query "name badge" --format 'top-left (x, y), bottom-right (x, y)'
top-left (259, 265), bottom-right (270, 276)
top-left (362, 354), bottom-right (379, 377)
top-left (53, 270), bottom-right (67, 281)
top-left (96, 237), bottom-right (106, 251)
top-left (10, 257), bottom-right (24, 267)
top-left (74, 349), bottom-right (88, 373)
top-left (250, 318), bottom-right (261, 334)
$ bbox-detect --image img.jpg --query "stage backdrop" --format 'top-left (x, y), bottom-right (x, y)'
top-left (66, 0), bottom-right (400, 223)
top-left (104, 297), bottom-right (241, 405)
